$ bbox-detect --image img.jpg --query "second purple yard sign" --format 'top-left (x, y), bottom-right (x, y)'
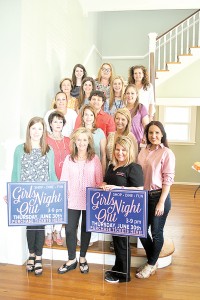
top-left (86, 188), bottom-right (148, 238)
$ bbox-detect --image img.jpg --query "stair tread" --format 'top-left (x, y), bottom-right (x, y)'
top-left (44, 239), bottom-right (175, 258)
top-left (178, 54), bottom-right (193, 56)
top-left (167, 61), bottom-right (181, 64)
top-left (156, 69), bottom-right (170, 72)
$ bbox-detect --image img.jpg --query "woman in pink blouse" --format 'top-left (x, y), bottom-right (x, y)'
top-left (58, 127), bottom-right (103, 274)
top-left (137, 121), bottom-right (175, 279)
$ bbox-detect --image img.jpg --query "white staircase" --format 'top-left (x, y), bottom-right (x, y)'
top-left (148, 9), bottom-right (200, 87)
top-left (155, 46), bottom-right (200, 86)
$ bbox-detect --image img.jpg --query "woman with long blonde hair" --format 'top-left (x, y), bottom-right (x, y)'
top-left (104, 75), bottom-right (125, 116)
top-left (106, 107), bottom-right (138, 164)
top-left (58, 127), bottom-right (103, 275)
top-left (95, 62), bottom-right (114, 100)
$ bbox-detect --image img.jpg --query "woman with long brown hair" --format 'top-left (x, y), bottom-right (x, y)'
top-left (11, 117), bottom-right (57, 275)
top-left (137, 121), bottom-right (175, 279)
top-left (128, 65), bottom-right (155, 120)
top-left (124, 84), bottom-right (149, 149)
top-left (78, 77), bottom-right (95, 110)
top-left (71, 63), bottom-right (87, 98)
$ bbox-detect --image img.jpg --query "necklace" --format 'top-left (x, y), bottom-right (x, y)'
top-left (52, 133), bottom-right (63, 140)
top-left (53, 136), bottom-right (67, 168)
top-left (114, 99), bottom-right (123, 110)
top-left (77, 154), bottom-right (87, 161)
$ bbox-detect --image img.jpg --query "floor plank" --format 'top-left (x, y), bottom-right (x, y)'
top-left (0, 185), bottom-right (200, 300)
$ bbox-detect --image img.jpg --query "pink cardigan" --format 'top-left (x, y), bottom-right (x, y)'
top-left (60, 154), bottom-right (103, 210)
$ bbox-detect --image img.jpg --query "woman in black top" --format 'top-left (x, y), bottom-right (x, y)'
top-left (100, 136), bottom-right (144, 283)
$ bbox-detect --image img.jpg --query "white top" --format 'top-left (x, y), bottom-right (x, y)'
top-left (44, 108), bottom-right (77, 137)
top-left (139, 83), bottom-right (155, 114)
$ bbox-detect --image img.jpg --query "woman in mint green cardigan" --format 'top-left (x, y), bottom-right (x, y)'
top-left (11, 117), bottom-right (57, 276)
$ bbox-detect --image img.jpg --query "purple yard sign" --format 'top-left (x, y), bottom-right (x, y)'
top-left (7, 181), bottom-right (68, 226)
top-left (86, 188), bottom-right (148, 238)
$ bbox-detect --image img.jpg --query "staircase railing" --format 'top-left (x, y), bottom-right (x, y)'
top-left (149, 9), bottom-right (200, 84)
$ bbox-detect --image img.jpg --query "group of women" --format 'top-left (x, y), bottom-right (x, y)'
top-left (9, 62), bottom-right (175, 283)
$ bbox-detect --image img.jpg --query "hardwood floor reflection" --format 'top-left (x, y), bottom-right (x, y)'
top-left (0, 185), bottom-right (200, 300)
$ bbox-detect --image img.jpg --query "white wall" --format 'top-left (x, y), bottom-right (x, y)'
top-left (0, 0), bottom-right (100, 169)
top-left (0, 0), bottom-right (100, 264)
top-left (156, 60), bottom-right (200, 183)
top-left (100, 9), bottom-right (196, 78)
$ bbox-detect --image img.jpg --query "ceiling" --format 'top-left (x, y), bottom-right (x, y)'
top-left (79, 0), bottom-right (199, 14)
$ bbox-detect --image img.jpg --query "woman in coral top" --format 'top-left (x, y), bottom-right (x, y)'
top-left (58, 127), bottom-right (103, 274)
top-left (45, 111), bottom-right (70, 247)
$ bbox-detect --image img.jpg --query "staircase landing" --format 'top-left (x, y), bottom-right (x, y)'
top-left (43, 237), bottom-right (175, 269)
top-left (156, 46), bottom-right (200, 86)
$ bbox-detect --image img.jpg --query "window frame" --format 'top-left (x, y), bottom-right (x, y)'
top-left (159, 105), bottom-right (197, 145)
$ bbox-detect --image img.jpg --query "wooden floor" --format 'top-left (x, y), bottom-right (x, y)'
top-left (0, 185), bottom-right (200, 300)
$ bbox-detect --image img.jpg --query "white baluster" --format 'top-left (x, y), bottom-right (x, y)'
top-left (175, 27), bottom-right (178, 62)
top-left (198, 11), bottom-right (200, 46)
top-left (192, 15), bottom-right (195, 46)
top-left (181, 23), bottom-right (184, 54)
top-left (163, 35), bottom-right (166, 69)
top-left (169, 31), bottom-right (172, 62)
top-left (186, 19), bottom-right (189, 53)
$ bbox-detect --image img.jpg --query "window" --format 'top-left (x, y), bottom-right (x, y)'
top-left (159, 106), bottom-right (197, 144)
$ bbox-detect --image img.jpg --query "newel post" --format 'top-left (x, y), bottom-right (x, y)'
top-left (148, 32), bottom-right (158, 100)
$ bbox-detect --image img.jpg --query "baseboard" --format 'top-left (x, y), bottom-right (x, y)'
top-left (174, 182), bottom-right (200, 185)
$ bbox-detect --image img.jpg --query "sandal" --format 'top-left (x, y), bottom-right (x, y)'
top-left (53, 231), bottom-right (63, 246)
top-left (136, 262), bottom-right (158, 273)
top-left (135, 263), bottom-right (157, 279)
top-left (57, 260), bottom-right (78, 274)
top-left (109, 241), bottom-right (114, 252)
top-left (136, 262), bottom-right (148, 273)
top-left (34, 259), bottom-right (43, 276)
top-left (26, 256), bottom-right (35, 272)
top-left (79, 259), bottom-right (89, 274)
top-left (45, 233), bottom-right (53, 247)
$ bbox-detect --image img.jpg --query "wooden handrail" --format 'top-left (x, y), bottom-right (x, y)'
top-left (156, 9), bottom-right (200, 40)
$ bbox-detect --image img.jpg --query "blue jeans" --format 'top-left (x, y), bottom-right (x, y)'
top-left (140, 191), bottom-right (171, 265)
